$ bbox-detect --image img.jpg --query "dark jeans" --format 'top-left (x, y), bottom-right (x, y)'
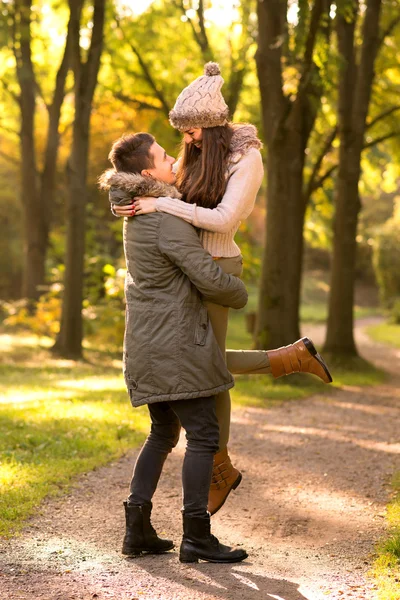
top-left (128, 395), bottom-right (219, 517)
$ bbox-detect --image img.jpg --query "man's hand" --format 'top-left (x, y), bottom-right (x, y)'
top-left (112, 203), bottom-right (135, 217)
top-left (134, 197), bottom-right (157, 215)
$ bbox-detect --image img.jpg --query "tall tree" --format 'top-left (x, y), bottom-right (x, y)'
top-left (255, 0), bottom-right (329, 348)
top-left (324, 0), bottom-right (385, 355)
top-left (11, 0), bottom-right (43, 302)
top-left (9, 0), bottom-right (72, 302)
top-left (54, 0), bottom-right (105, 358)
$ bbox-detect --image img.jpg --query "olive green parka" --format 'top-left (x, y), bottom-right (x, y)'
top-left (99, 171), bottom-right (248, 407)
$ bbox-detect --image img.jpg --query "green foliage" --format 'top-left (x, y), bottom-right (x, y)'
top-left (373, 199), bottom-right (400, 308)
top-left (2, 262), bottom-right (126, 351)
top-left (2, 284), bottom-right (62, 338)
top-left (83, 264), bottom-right (126, 351)
top-left (235, 222), bottom-right (262, 284)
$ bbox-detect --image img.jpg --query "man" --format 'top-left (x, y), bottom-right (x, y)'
top-left (99, 132), bottom-right (249, 564)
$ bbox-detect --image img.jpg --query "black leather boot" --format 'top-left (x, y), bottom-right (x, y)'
top-left (122, 502), bottom-right (174, 556)
top-left (179, 513), bottom-right (248, 563)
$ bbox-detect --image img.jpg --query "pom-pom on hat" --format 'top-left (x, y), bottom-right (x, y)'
top-left (169, 62), bottom-right (229, 131)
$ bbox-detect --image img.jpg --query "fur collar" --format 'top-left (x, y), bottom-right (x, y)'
top-left (229, 123), bottom-right (263, 164)
top-left (98, 170), bottom-right (182, 203)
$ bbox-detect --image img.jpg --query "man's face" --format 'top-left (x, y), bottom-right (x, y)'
top-left (144, 142), bottom-right (176, 184)
top-left (182, 128), bottom-right (203, 148)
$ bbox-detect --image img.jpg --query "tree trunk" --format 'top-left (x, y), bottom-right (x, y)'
top-left (55, 118), bottom-right (88, 358)
top-left (324, 0), bottom-right (382, 355)
top-left (13, 0), bottom-right (46, 302)
top-left (255, 0), bottom-right (324, 348)
top-left (12, 0), bottom-right (72, 302)
top-left (40, 17), bottom-right (73, 251)
top-left (256, 136), bottom-right (307, 347)
top-left (54, 0), bottom-right (105, 359)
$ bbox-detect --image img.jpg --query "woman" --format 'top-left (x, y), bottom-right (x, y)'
top-left (112, 63), bottom-right (332, 516)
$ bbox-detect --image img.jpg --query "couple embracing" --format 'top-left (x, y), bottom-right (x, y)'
top-left (99, 62), bottom-right (332, 564)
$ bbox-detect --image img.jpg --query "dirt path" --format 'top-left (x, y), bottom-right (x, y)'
top-left (1, 319), bottom-right (399, 600)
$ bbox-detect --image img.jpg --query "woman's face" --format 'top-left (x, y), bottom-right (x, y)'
top-left (182, 128), bottom-right (203, 148)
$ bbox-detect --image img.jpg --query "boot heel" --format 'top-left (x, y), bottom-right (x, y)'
top-left (302, 337), bottom-right (317, 356)
top-left (179, 552), bottom-right (199, 563)
top-left (232, 472), bottom-right (242, 490)
top-left (179, 544), bottom-right (199, 563)
top-left (122, 547), bottom-right (142, 556)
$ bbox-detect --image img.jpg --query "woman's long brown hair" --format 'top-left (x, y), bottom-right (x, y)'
top-left (175, 124), bottom-right (234, 209)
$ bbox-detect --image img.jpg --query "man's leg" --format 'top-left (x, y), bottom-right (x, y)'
top-left (171, 395), bottom-right (248, 564)
top-left (128, 402), bottom-right (181, 505)
top-left (170, 395), bottom-right (220, 517)
top-left (122, 402), bottom-right (180, 556)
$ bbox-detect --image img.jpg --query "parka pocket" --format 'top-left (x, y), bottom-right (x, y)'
top-left (125, 375), bottom-right (139, 402)
top-left (194, 305), bottom-right (209, 346)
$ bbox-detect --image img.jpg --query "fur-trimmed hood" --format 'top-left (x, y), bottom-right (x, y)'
top-left (98, 170), bottom-right (182, 205)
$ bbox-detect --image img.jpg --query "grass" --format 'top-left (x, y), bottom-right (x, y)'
top-left (370, 472), bottom-right (400, 599)
top-left (366, 322), bottom-right (400, 349)
top-left (0, 332), bottom-right (149, 538)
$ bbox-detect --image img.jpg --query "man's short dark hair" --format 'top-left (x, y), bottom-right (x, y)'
top-left (108, 133), bottom-right (155, 173)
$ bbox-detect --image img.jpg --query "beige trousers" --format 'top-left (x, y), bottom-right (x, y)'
top-left (204, 255), bottom-right (271, 451)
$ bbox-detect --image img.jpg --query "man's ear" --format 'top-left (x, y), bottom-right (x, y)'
top-left (141, 169), bottom-right (153, 178)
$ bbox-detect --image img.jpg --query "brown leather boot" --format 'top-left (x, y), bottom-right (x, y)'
top-left (208, 448), bottom-right (242, 516)
top-left (267, 337), bottom-right (332, 383)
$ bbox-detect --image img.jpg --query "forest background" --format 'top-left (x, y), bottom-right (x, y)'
top-left (1, 0), bottom-right (400, 359)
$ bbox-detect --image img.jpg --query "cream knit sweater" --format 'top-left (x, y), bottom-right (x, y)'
top-left (155, 148), bottom-right (264, 258)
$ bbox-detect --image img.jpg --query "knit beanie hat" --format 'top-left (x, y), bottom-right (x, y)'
top-left (169, 62), bottom-right (229, 131)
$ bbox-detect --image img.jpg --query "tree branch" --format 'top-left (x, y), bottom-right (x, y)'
top-left (35, 80), bottom-right (50, 113)
top-left (225, 0), bottom-right (255, 116)
top-left (111, 90), bottom-right (164, 111)
top-left (0, 119), bottom-right (20, 137)
top-left (304, 126), bottom-right (337, 203)
top-left (305, 130), bottom-right (400, 198)
top-left (81, 0), bottom-right (105, 106)
top-left (366, 105), bottom-right (400, 129)
top-left (363, 131), bottom-right (400, 149)
top-left (172, 0), bottom-right (213, 61)
top-left (115, 17), bottom-right (171, 118)
top-left (308, 163), bottom-right (338, 195)
top-left (0, 149), bottom-right (20, 166)
top-left (297, 0), bottom-right (324, 97)
top-left (378, 14), bottom-right (400, 50)
top-left (351, 0), bottom-right (383, 134)
top-left (255, 0), bottom-right (287, 142)
top-left (197, 0), bottom-right (212, 61)
top-left (0, 78), bottom-right (20, 106)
